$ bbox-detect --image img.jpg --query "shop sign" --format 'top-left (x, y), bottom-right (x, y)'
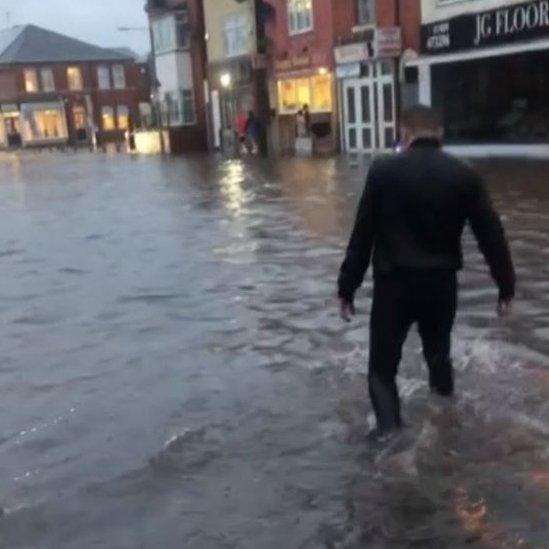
top-left (334, 42), bottom-right (370, 64)
top-left (274, 54), bottom-right (311, 73)
top-left (375, 27), bottom-right (402, 58)
top-left (422, 0), bottom-right (549, 55)
top-left (336, 63), bottom-right (361, 79)
top-left (1, 103), bottom-right (19, 114)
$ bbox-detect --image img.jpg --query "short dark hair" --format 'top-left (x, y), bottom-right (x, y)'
top-left (401, 106), bottom-right (442, 134)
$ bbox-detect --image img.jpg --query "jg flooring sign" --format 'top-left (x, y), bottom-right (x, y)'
top-left (422, 0), bottom-right (549, 54)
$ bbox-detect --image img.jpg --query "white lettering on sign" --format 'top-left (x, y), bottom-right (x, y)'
top-left (475, 0), bottom-right (549, 45)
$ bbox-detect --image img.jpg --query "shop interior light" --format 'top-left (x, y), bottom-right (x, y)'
top-left (220, 73), bottom-right (232, 89)
top-left (318, 67), bottom-right (328, 75)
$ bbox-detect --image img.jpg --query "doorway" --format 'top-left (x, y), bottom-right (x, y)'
top-left (342, 61), bottom-right (396, 153)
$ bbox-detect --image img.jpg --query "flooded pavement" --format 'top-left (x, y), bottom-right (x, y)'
top-left (0, 151), bottom-right (548, 548)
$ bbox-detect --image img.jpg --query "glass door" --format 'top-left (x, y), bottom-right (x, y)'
top-left (376, 62), bottom-right (396, 151)
top-left (343, 78), bottom-right (375, 153)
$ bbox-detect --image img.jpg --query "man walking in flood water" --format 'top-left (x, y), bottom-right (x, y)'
top-left (338, 106), bottom-right (515, 440)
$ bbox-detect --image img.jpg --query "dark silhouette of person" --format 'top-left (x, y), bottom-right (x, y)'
top-left (338, 106), bottom-right (515, 441)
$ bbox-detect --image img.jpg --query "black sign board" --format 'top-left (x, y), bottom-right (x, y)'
top-left (422, 0), bottom-right (549, 55)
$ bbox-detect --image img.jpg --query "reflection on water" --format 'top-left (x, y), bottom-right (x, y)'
top-left (0, 153), bottom-right (547, 548)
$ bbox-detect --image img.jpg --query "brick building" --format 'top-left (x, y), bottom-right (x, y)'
top-left (0, 25), bottom-right (141, 150)
top-left (146, 0), bottom-right (208, 152)
top-left (333, 0), bottom-right (422, 153)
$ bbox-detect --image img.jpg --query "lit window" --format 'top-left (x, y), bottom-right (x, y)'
top-left (117, 105), bottom-right (130, 130)
top-left (21, 103), bottom-right (68, 142)
top-left (67, 67), bottom-right (83, 91)
top-left (112, 65), bottom-right (126, 89)
top-left (278, 75), bottom-right (333, 114)
top-left (24, 69), bottom-right (39, 92)
top-left (101, 106), bottom-right (115, 130)
top-left (97, 66), bottom-right (111, 90)
top-left (310, 74), bottom-right (333, 112)
top-left (40, 68), bottom-right (55, 92)
top-left (224, 13), bottom-right (249, 57)
top-left (358, 0), bottom-right (375, 25)
top-left (73, 106), bottom-right (87, 130)
top-left (288, 0), bottom-right (313, 35)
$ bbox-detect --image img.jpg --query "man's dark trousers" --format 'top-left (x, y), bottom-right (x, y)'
top-left (369, 271), bottom-right (457, 431)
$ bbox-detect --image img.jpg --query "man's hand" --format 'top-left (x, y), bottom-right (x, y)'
top-left (497, 298), bottom-right (513, 318)
top-left (339, 299), bottom-right (355, 322)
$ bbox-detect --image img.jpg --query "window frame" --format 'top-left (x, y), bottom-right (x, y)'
top-left (112, 64), bottom-right (126, 90)
top-left (101, 105), bottom-right (116, 131)
top-left (97, 65), bottom-right (111, 90)
top-left (357, 0), bottom-right (375, 26)
top-left (40, 68), bottom-right (55, 92)
top-left (287, 0), bottom-right (314, 36)
top-left (223, 12), bottom-right (250, 58)
top-left (67, 66), bottom-right (84, 91)
top-left (24, 68), bottom-right (39, 93)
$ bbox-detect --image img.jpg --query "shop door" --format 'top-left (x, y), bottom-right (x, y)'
top-left (376, 63), bottom-right (397, 151)
top-left (343, 79), bottom-right (375, 153)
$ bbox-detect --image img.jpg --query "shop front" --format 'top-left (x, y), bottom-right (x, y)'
top-left (272, 52), bottom-right (337, 154)
top-left (20, 101), bottom-right (68, 147)
top-left (0, 103), bottom-right (22, 148)
top-left (412, 0), bottom-right (549, 156)
top-left (334, 28), bottom-right (401, 154)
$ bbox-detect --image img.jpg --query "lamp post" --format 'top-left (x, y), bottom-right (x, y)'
top-left (117, 25), bottom-right (165, 154)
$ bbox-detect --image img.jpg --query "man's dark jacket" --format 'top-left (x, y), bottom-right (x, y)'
top-left (338, 139), bottom-right (515, 303)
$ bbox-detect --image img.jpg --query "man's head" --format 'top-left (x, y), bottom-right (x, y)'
top-left (401, 106), bottom-right (443, 148)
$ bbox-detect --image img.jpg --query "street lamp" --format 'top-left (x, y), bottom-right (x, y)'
top-left (220, 73), bottom-right (232, 89)
top-left (117, 25), bottom-right (165, 154)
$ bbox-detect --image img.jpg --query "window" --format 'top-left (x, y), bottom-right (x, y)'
top-left (288, 0), bottom-right (313, 35)
top-left (181, 90), bottom-right (195, 124)
top-left (112, 65), bottom-right (126, 89)
top-left (223, 13), bottom-right (249, 57)
top-left (175, 10), bottom-right (191, 49)
top-left (40, 68), bottom-right (55, 92)
top-left (97, 66), bottom-right (111, 90)
top-left (20, 103), bottom-right (68, 142)
top-left (357, 0), bottom-right (375, 25)
top-left (24, 69), bottom-right (39, 92)
top-left (67, 67), bottom-right (83, 91)
top-left (162, 89), bottom-right (195, 126)
top-left (73, 106), bottom-right (87, 130)
top-left (101, 106), bottom-right (115, 130)
top-left (278, 74), bottom-right (333, 114)
top-left (117, 105), bottom-right (130, 130)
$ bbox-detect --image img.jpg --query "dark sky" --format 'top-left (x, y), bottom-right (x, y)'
top-left (0, 0), bottom-right (150, 55)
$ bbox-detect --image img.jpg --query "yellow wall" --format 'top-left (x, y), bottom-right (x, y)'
top-left (203, 0), bottom-right (257, 63)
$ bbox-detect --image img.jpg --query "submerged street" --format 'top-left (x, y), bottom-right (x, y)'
top-left (0, 151), bottom-right (548, 548)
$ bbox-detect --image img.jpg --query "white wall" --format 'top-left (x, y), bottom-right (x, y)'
top-left (422, 0), bottom-right (530, 23)
top-left (155, 51), bottom-right (194, 94)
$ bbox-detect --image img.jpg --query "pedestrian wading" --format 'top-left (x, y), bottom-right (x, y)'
top-left (338, 106), bottom-right (516, 440)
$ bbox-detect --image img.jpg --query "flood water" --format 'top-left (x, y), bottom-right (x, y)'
top-left (0, 152), bottom-right (547, 548)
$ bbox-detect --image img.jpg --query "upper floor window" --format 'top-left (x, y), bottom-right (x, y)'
top-left (40, 68), bottom-right (55, 92)
top-left (153, 11), bottom-right (190, 54)
top-left (97, 66), bottom-right (111, 90)
top-left (112, 65), bottom-right (126, 89)
top-left (223, 13), bottom-right (249, 58)
top-left (67, 67), bottom-right (83, 91)
top-left (358, 0), bottom-right (375, 25)
top-left (24, 69), bottom-right (39, 92)
top-left (288, 0), bottom-right (313, 35)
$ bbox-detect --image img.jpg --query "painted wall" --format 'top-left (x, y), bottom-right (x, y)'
top-left (203, 0), bottom-right (257, 63)
top-left (422, 0), bottom-right (528, 23)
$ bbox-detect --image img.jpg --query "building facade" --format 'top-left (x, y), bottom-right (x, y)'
top-left (146, 0), bottom-right (208, 152)
top-left (0, 25), bottom-right (140, 150)
top-left (203, 0), bottom-right (262, 149)
top-left (413, 0), bottom-right (549, 157)
top-left (266, 0), bottom-right (340, 154)
top-left (333, 0), bottom-right (422, 154)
